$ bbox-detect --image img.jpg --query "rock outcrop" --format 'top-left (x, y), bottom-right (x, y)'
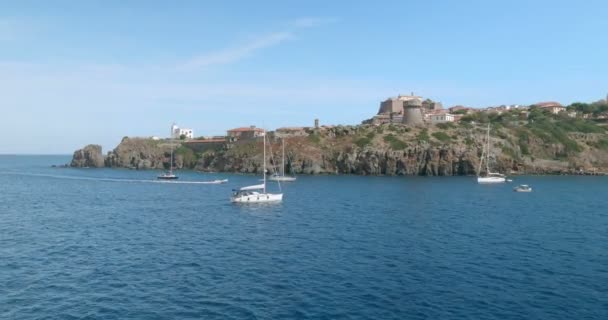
top-left (70, 144), bottom-right (105, 168)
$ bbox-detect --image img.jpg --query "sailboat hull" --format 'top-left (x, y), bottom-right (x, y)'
top-left (477, 176), bottom-right (506, 184)
top-left (268, 176), bottom-right (296, 182)
top-left (231, 193), bottom-right (283, 203)
top-left (157, 176), bottom-right (179, 180)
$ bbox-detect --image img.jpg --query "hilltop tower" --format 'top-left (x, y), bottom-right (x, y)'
top-left (402, 98), bottom-right (424, 126)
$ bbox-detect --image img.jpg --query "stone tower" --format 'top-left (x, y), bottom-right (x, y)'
top-left (402, 99), bottom-right (424, 126)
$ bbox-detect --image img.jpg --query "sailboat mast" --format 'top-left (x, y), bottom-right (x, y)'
top-left (170, 141), bottom-right (174, 173)
top-left (282, 138), bottom-right (285, 177)
top-left (486, 124), bottom-right (490, 174)
top-left (263, 130), bottom-right (266, 193)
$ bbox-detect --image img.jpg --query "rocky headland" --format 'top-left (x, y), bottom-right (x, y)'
top-left (70, 114), bottom-right (608, 176)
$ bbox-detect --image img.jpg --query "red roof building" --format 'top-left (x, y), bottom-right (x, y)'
top-left (226, 126), bottom-right (265, 140)
top-left (534, 101), bottom-right (565, 114)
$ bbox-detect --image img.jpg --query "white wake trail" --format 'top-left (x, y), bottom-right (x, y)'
top-left (0, 171), bottom-right (228, 185)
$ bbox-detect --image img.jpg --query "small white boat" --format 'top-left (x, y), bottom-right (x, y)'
top-left (231, 130), bottom-right (283, 203)
top-left (477, 173), bottom-right (506, 184)
top-left (477, 124), bottom-right (507, 184)
top-left (158, 136), bottom-right (179, 180)
top-left (207, 179), bottom-right (228, 184)
top-left (231, 184), bottom-right (284, 203)
top-left (157, 172), bottom-right (178, 180)
top-left (513, 184), bottom-right (532, 192)
top-left (269, 174), bottom-right (297, 182)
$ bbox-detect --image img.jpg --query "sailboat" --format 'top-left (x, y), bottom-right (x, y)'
top-left (269, 138), bottom-right (297, 182)
top-left (477, 124), bottom-right (506, 184)
top-left (231, 130), bottom-right (283, 203)
top-left (158, 140), bottom-right (178, 180)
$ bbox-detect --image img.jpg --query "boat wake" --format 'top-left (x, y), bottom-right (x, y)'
top-left (0, 171), bottom-right (228, 185)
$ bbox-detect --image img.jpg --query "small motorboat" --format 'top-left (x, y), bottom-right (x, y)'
top-left (513, 184), bottom-right (532, 192)
top-left (206, 179), bottom-right (228, 184)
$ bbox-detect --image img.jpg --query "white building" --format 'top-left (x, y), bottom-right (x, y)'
top-left (171, 123), bottom-right (194, 139)
top-left (430, 113), bottom-right (455, 123)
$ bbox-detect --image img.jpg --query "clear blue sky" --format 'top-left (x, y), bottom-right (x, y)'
top-left (1, 0), bottom-right (607, 153)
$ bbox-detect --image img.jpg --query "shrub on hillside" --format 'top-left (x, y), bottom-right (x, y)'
top-left (431, 131), bottom-right (451, 142)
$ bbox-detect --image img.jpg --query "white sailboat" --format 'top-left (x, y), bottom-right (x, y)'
top-left (231, 130), bottom-right (283, 203)
top-left (477, 124), bottom-right (506, 184)
top-left (158, 140), bottom-right (178, 180)
top-left (269, 138), bottom-right (297, 182)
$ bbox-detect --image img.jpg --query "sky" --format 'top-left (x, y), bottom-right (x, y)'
top-left (1, 0), bottom-right (607, 154)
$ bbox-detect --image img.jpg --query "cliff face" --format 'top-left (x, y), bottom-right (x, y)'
top-left (70, 144), bottom-right (105, 168)
top-left (192, 124), bottom-right (608, 175)
top-left (104, 137), bottom-right (183, 170)
top-left (194, 137), bottom-right (490, 175)
top-left (70, 122), bottom-right (608, 175)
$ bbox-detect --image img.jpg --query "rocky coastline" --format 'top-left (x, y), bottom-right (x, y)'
top-left (70, 122), bottom-right (608, 176)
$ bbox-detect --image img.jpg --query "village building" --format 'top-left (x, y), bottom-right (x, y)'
top-left (364, 93), bottom-right (442, 125)
top-left (171, 123), bottom-right (194, 139)
top-left (430, 113), bottom-right (455, 123)
top-left (422, 99), bottom-right (443, 110)
top-left (227, 126), bottom-right (265, 141)
top-left (534, 101), bottom-right (565, 114)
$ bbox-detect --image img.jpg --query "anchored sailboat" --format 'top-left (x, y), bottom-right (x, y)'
top-left (269, 138), bottom-right (296, 182)
top-left (231, 130), bottom-right (283, 203)
top-left (477, 124), bottom-right (506, 184)
top-left (158, 140), bottom-right (178, 180)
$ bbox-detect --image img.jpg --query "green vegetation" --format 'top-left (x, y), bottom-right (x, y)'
top-left (308, 133), bottom-right (321, 144)
top-left (568, 101), bottom-right (608, 116)
top-left (501, 146), bottom-right (518, 159)
top-left (383, 134), bottom-right (407, 150)
top-left (554, 118), bottom-right (605, 133)
top-left (516, 129), bottom-right (530, 155)
top-left (416, 128), bottom-right (430, 143)
top-left (528, 121), bottom-right (581, 155)
top-left (436, 122), bottom-right (456, 130)
top-left (354, 137), bottom-right (372, 148)
top-left (458, 121), bottom-right (473, 129)
top-left (590, 138), bottom-right (608, 150)
top-left (175, 145), bottom-right (198, 167)
top-left (431, 131), bottom-right (451, 142)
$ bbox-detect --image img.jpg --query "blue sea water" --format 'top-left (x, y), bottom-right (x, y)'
top-left (0, 155), bottom-right (607, 319)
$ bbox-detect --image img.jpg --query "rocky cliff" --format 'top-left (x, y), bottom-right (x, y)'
top-left (71, 120), bottom-right (608, 176)
top-left (104, 137), bottom-right (181, 170)
top-left (70, 144), bottom-right (105, 168)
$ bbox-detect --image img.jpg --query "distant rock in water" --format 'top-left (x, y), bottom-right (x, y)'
top-left (70, 144), bottom-right (105, 168)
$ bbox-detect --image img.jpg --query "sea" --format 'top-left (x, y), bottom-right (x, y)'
top-left (1, 155), bottom-right (607, 319)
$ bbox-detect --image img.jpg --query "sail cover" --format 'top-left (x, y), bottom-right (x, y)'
top-left (240, 184), bottom-right (265, 191)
